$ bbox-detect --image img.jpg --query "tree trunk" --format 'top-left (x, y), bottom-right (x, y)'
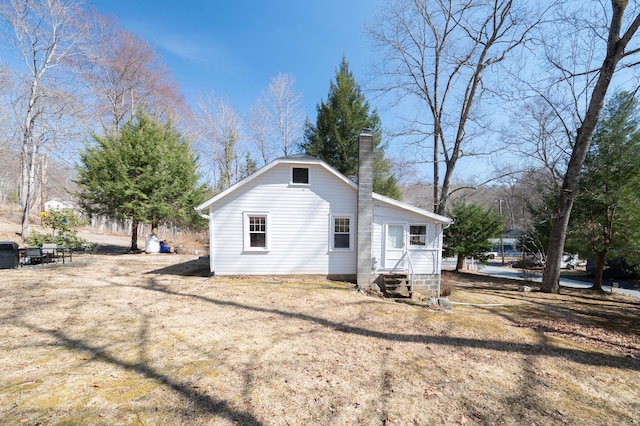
top-left (433, 132), bottom-right (439, 214)
top-left (20, 143), bottom-right (38, 238)
top-left (20, 79), bottom-right (39, 238)
top-left (437, 159), bottom-right (454, 216)
top-left (540, 1), bottom-right (638, 293)
top-left (592, 250), bottom-right (607, 292)
top-left (455, 254), bottom-right (465, 272)
top-left (129, 218), bottom-right (139, 252)
top-left (151, 220), bottom-right (159, 236)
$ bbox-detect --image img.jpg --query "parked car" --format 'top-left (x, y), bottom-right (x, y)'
top-left (484, 251), bottom-right (498, 259)
top-left (561, 253), bottom-right (581, 270)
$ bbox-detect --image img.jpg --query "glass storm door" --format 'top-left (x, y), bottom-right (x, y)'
top-left (384, 224), bottom-right (406, 270)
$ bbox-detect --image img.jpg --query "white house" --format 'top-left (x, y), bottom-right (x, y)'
top-left (44, 200), bottom-right (76, 212)
top-left (195, 132), bottom-right (452, 296)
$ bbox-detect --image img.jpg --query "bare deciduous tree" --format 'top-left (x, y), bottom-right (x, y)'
top-left (369, 0), bottom-right (544, 215)
top-left (537, 1), bottom-right (640, 293)
top-left (248, 101), bottom-right (272, 165)
top-left (248, 73), bottom-right (304, 165)
top-left (196, 93), bottom-right (244, 191)
top-left (0, 0), bottom-right (85, 238)
top-left (505, 98), bottom-right (571, 192)
top-left (0, 65), bottom-right (18, 204)
top-left (77, 10), bottom-right (186, 135)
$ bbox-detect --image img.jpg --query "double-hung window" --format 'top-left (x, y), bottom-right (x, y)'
top-left (331, 214), bottom-right (353, 251)
top-left (244, 212), bottom-right (269, 251)
top-left (409, 225), bottom-right (428, 248)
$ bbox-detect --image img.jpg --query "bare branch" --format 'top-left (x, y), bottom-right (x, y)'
top-left (196, 93), bottom-right (244, 191)
top-left (370, 0), bottom-right (544, 214)
top-left (248, 73), bottom-right (304, 164)
top-left (0, 0), bottom-right (85, 237)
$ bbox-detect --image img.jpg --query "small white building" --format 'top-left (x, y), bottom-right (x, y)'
top-left (44, 200), bottom-right (76, 212)
top-left (195, 135), bottom-right (452, 296)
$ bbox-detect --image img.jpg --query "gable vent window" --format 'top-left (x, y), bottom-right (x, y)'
top-left (292, 167), bottom-right (309, 184)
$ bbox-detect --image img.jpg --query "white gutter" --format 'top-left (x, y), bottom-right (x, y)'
top-left (195, 207), bottom-right (210, 220)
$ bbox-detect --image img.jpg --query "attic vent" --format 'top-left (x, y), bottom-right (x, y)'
top-left (292, 167), bottom-right (309, 184)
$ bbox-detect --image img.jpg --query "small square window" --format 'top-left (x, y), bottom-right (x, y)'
top-left (409, 225), bottom-right (427, 246)
top-left (292, 167), bottom-right (309, 184)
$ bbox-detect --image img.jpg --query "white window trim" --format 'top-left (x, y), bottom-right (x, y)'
top-left (329, 213), bottom-right (354, 252)
top-left (290, 166), bottom-right (311, 186)
top-left (408, 223), bottom-right (429, 250)
top-left (243, 211), bottom-right (270, 252)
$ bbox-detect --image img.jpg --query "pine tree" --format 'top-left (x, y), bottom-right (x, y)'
top-left (75, 112), bottom-right (208, 251)
top-left (444, 202), bottom-right (504, 272)
top-left (570, 91), bottom-right (640, 290)
top-left (301, 56), bottom-right (401, 199)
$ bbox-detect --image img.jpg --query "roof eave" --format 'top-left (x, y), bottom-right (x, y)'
top-left (372, 193), bottom-right (453, 224)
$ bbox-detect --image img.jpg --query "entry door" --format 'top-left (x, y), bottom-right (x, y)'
top-left (384, 224), bottom-right (406, 270)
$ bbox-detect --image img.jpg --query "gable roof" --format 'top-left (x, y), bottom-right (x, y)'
top-left (195, 156), bottom-right (452, 225)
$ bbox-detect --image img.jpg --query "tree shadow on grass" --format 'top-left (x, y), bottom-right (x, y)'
top-left (133, 277), bottom-right (640, 372)
top-left (145, 257), bottom-right (211, 277)
top-left (19, 320), bottom-right (263, 425)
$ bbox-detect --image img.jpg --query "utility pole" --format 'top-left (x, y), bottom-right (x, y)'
top-left (498, 199), bottom-right (505, 266)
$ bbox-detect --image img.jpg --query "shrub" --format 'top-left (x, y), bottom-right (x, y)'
top-left (26, 230), bottom-right (90, 250)
top-left (27, 208), bottom-right (90, 250)
top-left (440, 276), bottom-right (453, 297)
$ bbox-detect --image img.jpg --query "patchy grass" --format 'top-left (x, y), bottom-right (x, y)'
top-left (0, 256), bottom-right (638, 425)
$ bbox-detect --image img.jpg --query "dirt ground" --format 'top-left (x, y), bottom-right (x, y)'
top-left (0, 217), bottom-right (639, 425)
top-left (0, 214), bottom-right (206, 256)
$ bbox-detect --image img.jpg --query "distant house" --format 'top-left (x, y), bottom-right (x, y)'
top-left (488, 230), bottom-right (526, 258)
top-left (44, 200), bottom-right (76, 212)
top-left (195, 133), bottom-right (452, 296)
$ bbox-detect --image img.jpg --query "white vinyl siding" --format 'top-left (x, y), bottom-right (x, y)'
top-left (210, 163), bottom-right (356, 275)
top-left (205, 159), bottom-right (447, 277)
top-left (372, 205), bottom-right (443, 275)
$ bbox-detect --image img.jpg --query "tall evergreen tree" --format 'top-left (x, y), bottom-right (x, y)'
top-left (301, 56), bottom-right (401, 199)
top-left (569, 91), bottom-right (640, 291)
top-left (75, 112), bottom-right (208, 251)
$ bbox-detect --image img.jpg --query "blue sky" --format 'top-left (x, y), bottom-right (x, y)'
top-left (88, 1), bottom-right (492, 182)
top-left (91, 0), bottom-right (383, 122)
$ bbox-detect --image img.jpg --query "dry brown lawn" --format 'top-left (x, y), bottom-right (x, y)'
top-left (0, 254), bottom-right (639, 425)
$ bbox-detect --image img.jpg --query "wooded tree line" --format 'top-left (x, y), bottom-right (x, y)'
top-left (369, 0), bottom-right (640, 293)
top-left (2, 0), bottom-right (640, 290)
top-left (0, 0), bottom-right (399, 249)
